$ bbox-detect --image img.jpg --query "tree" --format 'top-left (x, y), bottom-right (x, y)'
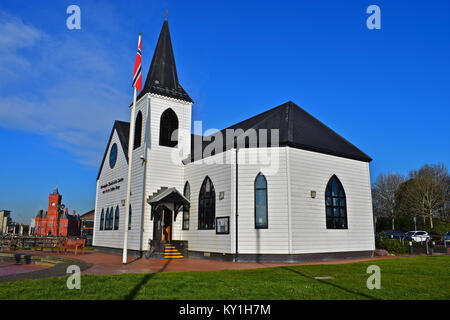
top-left (397, 163), bottom-right (448, 229)
top-left (372, 173), bottom-right (405, 230)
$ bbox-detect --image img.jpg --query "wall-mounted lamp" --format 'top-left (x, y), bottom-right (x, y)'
top-left (310, 191), bottom-right (316, 198)
top-left (121, 200), bottom-right (126, 206)
top-left (219, 192), bottom-right (225, 200)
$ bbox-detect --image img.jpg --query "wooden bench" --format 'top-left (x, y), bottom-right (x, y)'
top-left (58, 238), bottom-right (85, 256)
top-left (34, 237), bottom-right (61, 253)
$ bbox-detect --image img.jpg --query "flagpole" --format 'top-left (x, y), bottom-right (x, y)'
top-left (123, 32), bottom-right (141, 264)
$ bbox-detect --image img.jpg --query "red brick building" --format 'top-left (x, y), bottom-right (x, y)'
top-left (35, 187), bottom-right (81, 236)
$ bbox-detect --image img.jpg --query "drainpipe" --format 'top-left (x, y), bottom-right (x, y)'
top-left (235, 147), bottom-right (239, 262)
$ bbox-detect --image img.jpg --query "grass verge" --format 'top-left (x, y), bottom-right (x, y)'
top-left (0, 256), bottom-right (448, 300)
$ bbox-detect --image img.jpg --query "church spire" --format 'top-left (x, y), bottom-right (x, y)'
top-left (138, 19), bottom-right (193, 103)
top-left (53, 183), bottom-right (59, 195)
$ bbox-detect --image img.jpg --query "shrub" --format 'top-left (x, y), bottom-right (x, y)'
top-left (375, 238), bottom-right (408, 254)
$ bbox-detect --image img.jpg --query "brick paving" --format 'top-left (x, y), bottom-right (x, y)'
top-left (0, 253), bottom-right (91, 282)
top-left (1, 250), bottom-right (416, 278)
top-left (0, 262), bottom-right (50, 276)
top-left (9, 250), bottom-right (411, 276)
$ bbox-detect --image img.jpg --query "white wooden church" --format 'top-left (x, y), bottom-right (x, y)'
top-left (93, 20), bottom-right (375, 262)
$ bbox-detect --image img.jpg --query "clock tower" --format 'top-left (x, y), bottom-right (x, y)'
top-left (47, 186), bottom-right (62, 219)
top-left (34, 186), bottom-right (81, 236)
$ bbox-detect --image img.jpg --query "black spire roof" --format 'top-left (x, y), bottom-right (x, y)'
top-left (137, 20), bottom-right (193, 103)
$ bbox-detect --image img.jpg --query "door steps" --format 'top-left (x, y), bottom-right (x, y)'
top-left (163, 244), bottom-right (184, 259)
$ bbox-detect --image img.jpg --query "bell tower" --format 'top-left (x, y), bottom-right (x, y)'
top-left (135, 19), bottom-right (194, 250)
top-left (47, 186), bottom-right (62, 219)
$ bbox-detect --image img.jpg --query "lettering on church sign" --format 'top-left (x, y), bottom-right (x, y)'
top-left (102, 185), bottom-right (120, 194)
top-left (101, 178), bottom-right (124, 189)
top-left (101, 177), bottom-right (124, 194)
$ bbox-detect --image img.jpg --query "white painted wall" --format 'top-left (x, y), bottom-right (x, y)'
top-left (182, 151), bottom-right (234, 253)
top-left (288, 147), bottom-right (375, 254)
top-left (235, 147), bottom-right (290, 254)
top-left (141, 94), bottom-right (193, 250)
top-left (93, 98), bottom-right (148, 251)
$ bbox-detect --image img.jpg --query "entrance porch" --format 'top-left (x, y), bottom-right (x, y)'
top-left (147, 187), bottom-right (190, 259)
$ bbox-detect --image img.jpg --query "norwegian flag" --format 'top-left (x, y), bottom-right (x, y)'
top-left (132, 33), bottom-right (142, 92)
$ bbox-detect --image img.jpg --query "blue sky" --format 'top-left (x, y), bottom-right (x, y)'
top-left (0, 0), bottom-right (449, 224)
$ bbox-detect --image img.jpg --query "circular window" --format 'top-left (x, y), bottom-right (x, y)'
top-left (109, 143), bottom-right (118, 168)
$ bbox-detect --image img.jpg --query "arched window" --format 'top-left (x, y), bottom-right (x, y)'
top-left (128, 205), bottom-right (132, 230)
top-left (105, 208), bottom-right (110, 230)
top-left (134, 110), bottom-right (142, 149)
top-left (198, 177), bottom-right (215, 230)
top-left (114, 206), bottom-right (119, 230)
top-left (325, 175), bottom-right (348, 229)
top-left (254, 173), bottom-right (268, 229)
top-left (109, 207), bottom-right (114, 230)
top-left (183, 182), bottom-right (190, 230)
top-left (159, 108), bottom-right (178, 147)
top-left (100, 209), bottom-right (104, 230)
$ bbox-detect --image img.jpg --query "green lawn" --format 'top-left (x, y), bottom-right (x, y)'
top-left (0, 256), bottom-right (449, 300)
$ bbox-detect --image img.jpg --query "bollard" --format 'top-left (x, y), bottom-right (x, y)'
top-left (408, 241), bottom-right (413, 255)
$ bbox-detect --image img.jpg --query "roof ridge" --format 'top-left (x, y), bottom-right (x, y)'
top-left (223, 101), bottom-right (292, 131)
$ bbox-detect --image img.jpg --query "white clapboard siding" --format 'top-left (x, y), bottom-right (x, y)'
top-left (141, 95), bottom-right (193, 249)
top-left (182, 151), bottom-right (234, 253)
top-left (93, 98), bottom-right (148, 251)
top-left (236, 147), bottom-right (290, 254)
top-left (288, 147), bottom-right (375, 253)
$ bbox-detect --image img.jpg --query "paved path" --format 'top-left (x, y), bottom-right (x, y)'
top-left (6, 250), bottom-right (411, 276)
top-left (0, 262), bottom-right (49, 276)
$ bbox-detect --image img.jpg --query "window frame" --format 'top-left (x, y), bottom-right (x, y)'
top-left (325, 175), bottom-right (348, 230)
top-left (109, 143), bottom-right (118, 169)
top-left (114, 206), bottom-right (119, 230)
top-left (183, 181), bottom-right (190, 230)
top-left (198, 176), bottom-right (216, 230)
top-left (159, 108), bottom-right (179, 147)
top-left (109, 207), bottom-right (114, 230)
top-left (106, 208), bottom-right (110, 230)
top-left (134, 110), bottom-right (143, 149)
top-left (128, 205), bottom-right (132, 230)
top-left (254, 173), bottom-right (268, 229)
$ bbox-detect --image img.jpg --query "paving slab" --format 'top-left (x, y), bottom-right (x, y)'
top-left (1, 250), bottom-right (419, 278)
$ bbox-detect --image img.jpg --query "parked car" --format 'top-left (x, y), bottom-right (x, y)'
top-left (441, 231), bottom-right (450, 243)
top-left (404, 231), bottom-right (431, 242)
top-left (376, 230), bottom-right (405, 240)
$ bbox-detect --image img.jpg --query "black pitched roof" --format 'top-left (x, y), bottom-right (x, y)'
top-left (97, 121), bottom-right (130, 180)
top-left (137, 20), bottom-right (193, 103)
top-left (186, 101), bottom-right (372, 163)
